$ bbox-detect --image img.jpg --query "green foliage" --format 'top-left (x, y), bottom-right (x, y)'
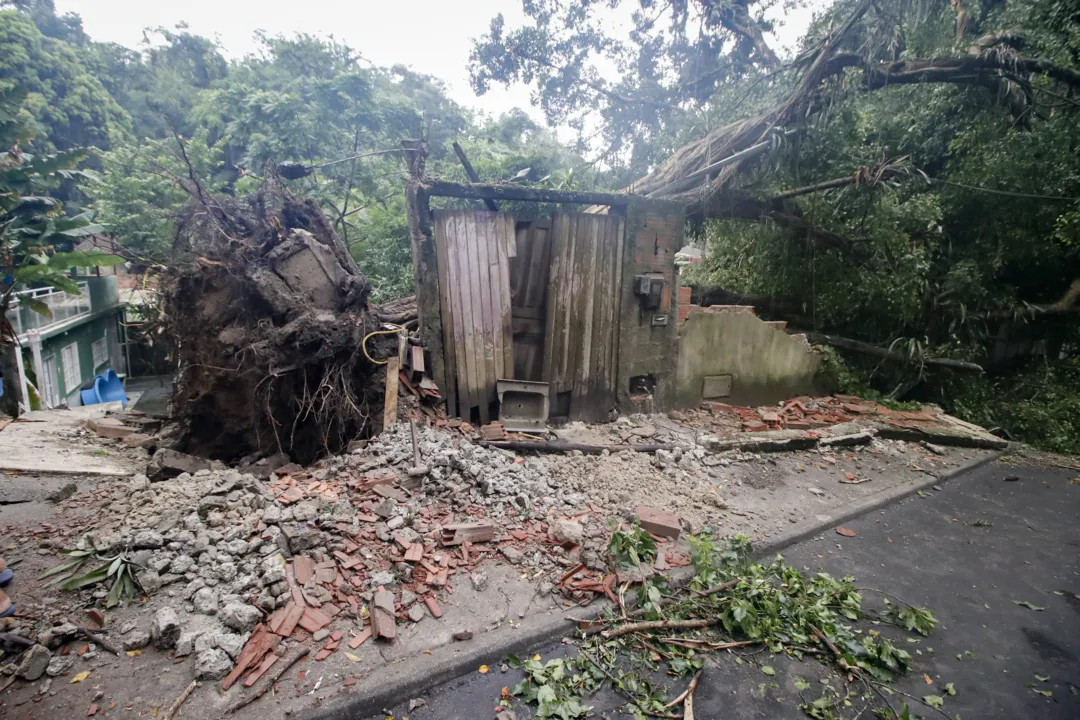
top-left (510, 656), bottom-right (591, 719)
top-left (946, 359), bottom-right (1080, 455)
top-left (89, 129), bottom-right (224, 262)
top-left (892, 606), bottom-right (938, 637)
top-left (509, 532), bottom-right (936, 720)
top-left (607, 521), bottom-right (657, 568)
top-left (1, 85), bottom-right (119, 340)
top-left (0, 9), bottom-right (130, 152)
top-left (41, 539), bottom-right (143, 608)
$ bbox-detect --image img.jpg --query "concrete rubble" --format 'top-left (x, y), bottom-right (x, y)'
top-left (0, 391), bottom-right (1007, 715)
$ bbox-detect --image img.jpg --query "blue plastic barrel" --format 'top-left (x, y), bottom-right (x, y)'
top-left (80, 369), bottom-right (127, 407)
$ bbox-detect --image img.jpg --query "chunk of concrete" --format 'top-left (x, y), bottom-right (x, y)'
top-left (551, 519), bottom-right (584, 546)
top-left (194, 647), bottom-right (233, 680)
top-left (220, 602), bottom-right (262, 632)
top-left (147, 448), bottom-right (211, 482)
top-left (151, 607), bottom-right (181, 649)
top-left (16, 644), bottom-right (51, 681)
top-left (87, 417), bottom-right (138, 439)
top-left (123, 629), bottom-right (151, 651)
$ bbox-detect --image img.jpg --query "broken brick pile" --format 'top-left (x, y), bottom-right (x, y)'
top-left (681, 394), bottom-right (945, 435)
top-left (21, 421), bottom-right (620, 692)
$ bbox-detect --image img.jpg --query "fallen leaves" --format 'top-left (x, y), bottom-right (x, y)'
top-left (479, 665), bottom-right (490, 674)
top-left (761, 665), bottom-right (775, 676)
top-left (923, 694), bottom-right (944, 709)
top-left (70, 670), bottom-right (91, 684)
top-left (125, 650), bottom-right (142, 657)
top-left (923, 673), bottom-right (933, 685)
top-left (835, 527), bottom-right (857, 537)
top-left (343, 652), bottom-right (362, 663)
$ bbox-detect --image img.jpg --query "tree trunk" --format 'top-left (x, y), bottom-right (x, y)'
top-left (0, 342), bottom-right (23, 417)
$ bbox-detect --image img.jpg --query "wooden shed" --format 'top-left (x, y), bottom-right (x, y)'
top-left (405, 149), bottom-right (685, 426)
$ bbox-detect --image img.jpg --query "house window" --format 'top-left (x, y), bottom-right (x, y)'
top-left (92, 336), bottom-right (108, 369)
top-left (41, 354), bottom-right (60, 408)
top-left (60, 342), bottom-right (81, 394)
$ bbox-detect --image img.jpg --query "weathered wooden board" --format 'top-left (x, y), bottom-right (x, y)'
top-left (510, 220), bottom-right (551, 381)
top-left (543, 213), bottom-right (625, 422)
top-left (433, 211), bottom-right (515, 421)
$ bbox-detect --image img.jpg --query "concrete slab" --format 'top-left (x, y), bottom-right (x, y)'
top-left (0, 403), bottom-right (134, 476)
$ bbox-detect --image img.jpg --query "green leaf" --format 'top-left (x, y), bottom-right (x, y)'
top-left (107, 555), bottom-right (124, 577)
top-left (1032, 689), bottom-right (1052, 698)
top-left (39, 556), bottom-right (88, 580)
top-left (945, 682), bottom-right (957, 695)
top-left (60, 563), bottom-right (110, 591)
top-left (761, 665), bottom-right (775, 676)
top-left (1034, 674), bottom-right (1050, 682)
top-left (1013, 600), bottom-right (1046, 611)
top-left (48, 251), bottom-right (125, 268)
top-left (105, 575), bottom-right (124, 608)
top-left (794, 676), bottom-right (810, 691)
top-left (23, 297), bottom-right (53, 318)
top-left (923, 694), bottom-right (945, 709)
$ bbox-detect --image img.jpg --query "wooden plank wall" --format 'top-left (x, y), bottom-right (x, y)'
top-left (509, 219), bottom-right (551, 381)
top-left (433, 210), bottom-right (516, 423)
top-left (542, 213), bottom-right (625, 422)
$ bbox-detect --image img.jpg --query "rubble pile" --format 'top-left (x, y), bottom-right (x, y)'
top-left (32, 421), bottom-right (608, 687)
top-left (677, 394), bottom-right (959, 437)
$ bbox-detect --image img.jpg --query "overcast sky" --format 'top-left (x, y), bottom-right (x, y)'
top-left (55, 0), bottom-right (823, 123)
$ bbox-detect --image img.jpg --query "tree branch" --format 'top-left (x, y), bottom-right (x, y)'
top-left (806, 332), bottom-right (984, 372)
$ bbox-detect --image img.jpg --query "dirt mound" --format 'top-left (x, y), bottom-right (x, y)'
top-left (162, 183), bottom-right (394, 464)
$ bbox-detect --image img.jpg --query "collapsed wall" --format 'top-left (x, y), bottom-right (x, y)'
top-left (162, 186), bottom-right (395, 465)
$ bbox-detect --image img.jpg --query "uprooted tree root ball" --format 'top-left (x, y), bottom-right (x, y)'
top-left (162, 182), bottom-right (398, 464)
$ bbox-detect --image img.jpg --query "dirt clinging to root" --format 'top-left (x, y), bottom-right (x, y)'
top-left (162, 184), bottom-right (393, 465)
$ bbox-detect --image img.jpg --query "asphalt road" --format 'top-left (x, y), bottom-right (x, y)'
top-left (368, 458), bottom-right (1080, 719)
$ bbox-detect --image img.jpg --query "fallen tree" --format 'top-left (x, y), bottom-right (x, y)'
top-left (162, 179), bottom-right (397, 464)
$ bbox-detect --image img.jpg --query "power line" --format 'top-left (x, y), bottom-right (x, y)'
top-left (929, 177), bottom-right (1080, 202)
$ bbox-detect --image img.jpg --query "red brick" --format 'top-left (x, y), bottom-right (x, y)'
top-left (243, 653), bottom-right (279, 688)
top-left (678, 286), bottom-right (692, 305)
top-left (348, 628), bottom-right (372, 649)
top-left (635, 506), bottom-right (681, 539)
top-left (275, 602), bottom-right (305, 637)
top-left (424, 596), bottom-right (443, 618)
top-left (293, 556), bottom-right (315, 585)
top-left (297, 608), bottom-right (332, 633)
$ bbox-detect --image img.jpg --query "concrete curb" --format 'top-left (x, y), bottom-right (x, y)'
top-left (299, 450), bottom-right (1004, 720)
top-left (298, 605), bottom-right (578, 720)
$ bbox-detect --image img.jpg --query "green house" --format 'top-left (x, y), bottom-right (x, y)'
top-left (5, 274), bottom-right (128, 409)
